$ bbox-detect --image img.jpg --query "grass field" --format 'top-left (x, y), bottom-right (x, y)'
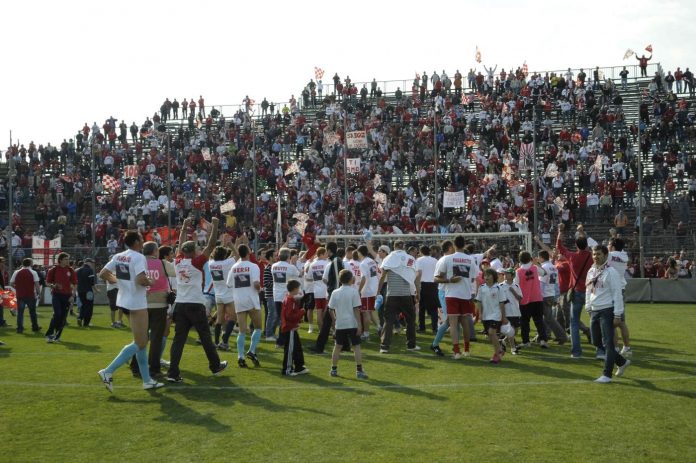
top-left (1, 303), bottom-right (695, 462)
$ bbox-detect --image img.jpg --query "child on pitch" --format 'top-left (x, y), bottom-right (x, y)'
top-left (498, 268), bottom-right (522, 354)
top-left (328, 269), bottom-right (368, 379)
top-left (280, 280), bottom-right (309, 376)
top-left (475, 268), bottom-right (507, 364)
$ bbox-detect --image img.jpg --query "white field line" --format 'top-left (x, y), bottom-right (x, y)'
top-left (0, 375), bottom-right (694, 392)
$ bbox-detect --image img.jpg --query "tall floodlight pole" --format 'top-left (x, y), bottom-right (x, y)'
top-left (8, 131), bottom-right (14, 276)
top-left (91, 141), bottom-right (96, 256)
top-left (343, 109), bottom-right (349, 239)
top-left (433, 108), bottom-right (439, 224)
top-left (532, 103), bottom-right (539, 239)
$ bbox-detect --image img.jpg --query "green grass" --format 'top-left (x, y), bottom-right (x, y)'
top-left (1, 303), bottom-right (695, 462)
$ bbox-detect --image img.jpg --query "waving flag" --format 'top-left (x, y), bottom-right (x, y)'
top-left (520, 142), bottom-right (535, 160)
top-left (32, 236), bottom-right (62, 266)
top-left (522, 61), bottom-right (529, 76)
top-left (645, 44), bottom-right (653, 53)
top-left (623, 48), bottom-right (636, 60)
top-left (102, 174), bottom-right (120, 192)
top-left (314, 67), bottom-right (325, 80)
top-left (475, 46), bottom-right (482, 63)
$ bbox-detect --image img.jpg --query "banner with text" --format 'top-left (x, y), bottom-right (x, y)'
top-left (443, 190), bottom-right (466, 208)
top-left (346, 130), bottom-right (367, 149)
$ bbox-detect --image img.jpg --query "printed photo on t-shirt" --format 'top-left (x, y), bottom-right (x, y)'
top-left (211, 269), bottom-right (225, 281)
top-left (273, 271), bottom-right (287, 283)
top-left (312, 269), bottom-right (324, 281)
top-left (234, 274), bottom-right (251, 288)
top-left (116, 264), bottom-right (131, 280)
top-left (370, 266), bottom-right (377, 277)
top-left (453, 264), bottom-right (470, 278)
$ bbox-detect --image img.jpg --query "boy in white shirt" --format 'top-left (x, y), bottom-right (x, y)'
top-left (475, 268), bottom-right (507, 364)
top-left (328, 270), bottom-right (368, 379)
top-left (607, 238), bottom-right (631, 356)
top-left (498, 268), bottom-right (522, 355)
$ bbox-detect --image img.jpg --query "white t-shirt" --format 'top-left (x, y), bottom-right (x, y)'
top-left (104, 248), bottom-right (148, 310)
top-left (303, 260), bottom-right (314, 293)
top-left (208, 257), bottom-right (236, 302)
top-left (227, 260), bottom-right (260, 312)
top-left (328, 285), bottom-right (361, 330)
top-left (174, 254), bottom-right (207, 305)
top-left (309, 259), bottom-right (329, 298)
top-left (476, 283), bottom-right (503, 321)
top-left (499, 281), bottom-right (522, 317)
top-left (271, 261), bottom-right (300, 302)
top-left (435, 251), bottom-right (476, 300)
top-left (415, 256), bottom-right (438, 283)
top-left (608, 250), bottom-right (628, 289)
top-left (347, 259), bottom-right (361, 291)
top-left (358, 257), bottom-right (379, 297)
top-left (540, 261), bottom-right (558, 298)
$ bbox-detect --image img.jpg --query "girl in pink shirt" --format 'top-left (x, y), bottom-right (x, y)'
top-left (515, 252), bottom-right (548, 348)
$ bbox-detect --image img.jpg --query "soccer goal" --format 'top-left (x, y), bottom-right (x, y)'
top-left (315, 232), bottom-right (532, 259)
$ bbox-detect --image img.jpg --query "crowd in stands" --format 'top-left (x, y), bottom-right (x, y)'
top-left (1, 62), bottom-right (695, 276)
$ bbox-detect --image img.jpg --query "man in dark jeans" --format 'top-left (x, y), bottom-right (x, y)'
top-left (166, 217), bottom-right (228, 382)
top-left (45, 253), bottom-right (77, 343)
top-left (310, 242), bottom-right (347, 354)
top-left (76, 259), bottom-right (97, 327)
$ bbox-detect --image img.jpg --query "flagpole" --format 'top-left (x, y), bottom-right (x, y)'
top-left (8, 130), bottom-right (14, 276)
top-left (276, 194), bottom-right (281, 246)
top-left (252, 118), bottom-right (257, 234)
top-left (433, 107), bottom-right (439, 225)
top-left (532, 101), bottom-right (538, 240)
top-left (91, 140), bottom-right (97, 255)
top-left (343, 109), bottom-right (349, 243)
top-left (166, 132), bottom-right (172, 233)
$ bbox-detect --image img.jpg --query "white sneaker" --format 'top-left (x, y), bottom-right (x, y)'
top-left (615, 359), bottom-right (631, 377)
top-left (594, 375), bottom-right (612, 383)
top-left (463, 351), bottom-right (471, 357)
top-left (379, 348), bottom-right (389, 354)
top-left (98, 369), bottom-right (113, 393)
top-left (143, 379), bottom-right (165, 390)
top-left (620, 346), bottom-right (632, 356)
top-left (292, 367), bottom-right (310, 376)
top-left (595, 352), bottom-right (607, 361)
top-left (160, 359), bottom-right (171, 368)
top-left (307, 327), bottom-right (314, 334)
top-left (265, 336), bottom-right (277, 342)
top-left (406, 345), bottom-right (421, 351)
top-left (453, 352), bottom-right (462, 360)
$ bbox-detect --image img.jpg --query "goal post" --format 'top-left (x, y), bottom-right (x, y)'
top-left (315, 232), bottom-right (532, 257)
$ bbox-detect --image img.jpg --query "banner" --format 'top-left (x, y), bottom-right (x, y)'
top-left (373, 174), bottom-right (382, 189)
top-left (144, 227), bottom-right (177, 245)
top-left (32, 236), bottom-right (61, 266)
top-left (475, 46), bottom-right (482, 63)
top-left (124, 165), bottom-right (139, 179)
top-left (284, 162), bottom-right (299, 176)
top-left (323, 131), bottom-right (340, 147)
top-left (346, 130), bottom-right (367, 149)
top-left (443, 190), bottom-right (466, 208)
top-left (220, 200), bottom-right (236, 214)
top-left (346, 157), bottom-right (360, 174)
top-left (293, 212), bottom-right (310, 235)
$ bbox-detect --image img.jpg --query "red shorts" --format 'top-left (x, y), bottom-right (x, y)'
top-left (361, 296), bottom-right (376, 312)
top-left (314, 298), bottom-right (328, 310)
top-left (445, 297), bottom-right (475, 316)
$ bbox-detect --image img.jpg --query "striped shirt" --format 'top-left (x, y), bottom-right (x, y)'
top-left (263, 265), bottom-right (273, 299)
top-left (386, 271), bottom-right (411, 297)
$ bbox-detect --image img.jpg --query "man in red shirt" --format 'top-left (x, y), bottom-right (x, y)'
top-left (10, 258), bottom-right (41, 333)
top-left (45, 253), bottom-right (77, 343)
top-left (555, 224), bottom-right (593, 358)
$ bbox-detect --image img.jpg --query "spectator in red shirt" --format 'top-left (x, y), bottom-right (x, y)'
top-left (555, 224), bottom-right (593, 358)
top-left (44, 252), bottom-right (77, 343)
top-left (10, 258), bottom-right (41, 333)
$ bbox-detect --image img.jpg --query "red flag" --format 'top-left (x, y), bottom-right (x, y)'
top-left (314, 67), bottom-right (325, 80)
top-left (645, 44), bottom-right (653, 53)
top-left (102, 174), bottom-right (121, 192)
top-left (145, 227), bottom-right (178, 245)
top-left (1, 290), bottom-right (17, 310)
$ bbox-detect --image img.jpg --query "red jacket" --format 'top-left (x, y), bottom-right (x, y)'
top-left (556, 239), bottom-right (592, 292)
top-left (281, 294), bottom-right (304, 333)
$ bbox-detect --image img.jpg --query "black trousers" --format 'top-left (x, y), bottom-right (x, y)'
top-left (130, 306), bottom-right (168, 375)
top-left (380, 295), bottom-right (417, 350)
top-left (167, 303), bottom-right (221, 378)
top-left (281, 329), bottom-right (305, 375)
top-left (520, 301), bottom-right (548, 343)
top-left (77, 292), bottom-right (94, 326)
top-left (418, 282), bottom-right (439, 331)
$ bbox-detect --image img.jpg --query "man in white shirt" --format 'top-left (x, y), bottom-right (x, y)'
top-left (415, 245), bottom-right (439, 333)
top-left (228, 245), bottom-right (262, 368)
top-left (585, 244), bottom-right (631, 383)
top-left (357, 245), bottom-right (380, 340)
top-left (98, 231), bottom-right (164, 391)
top-left (538, 250), bottom-right (568, 344)
top-left (607, 238), bottom-right (631, 356)
top-left (272, 248), bottom-right (301, 349)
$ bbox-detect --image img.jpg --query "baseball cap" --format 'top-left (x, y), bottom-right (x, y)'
top-left (181, 240), bottom-right (197, 254)
top-left (378, 245), bottom-right (390, 254)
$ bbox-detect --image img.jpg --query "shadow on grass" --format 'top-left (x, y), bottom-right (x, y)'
top-left (365, 354), bottom-right (431, 369)
top-left (251, 367), bottom-right (376, 396)
top-left (155, 393), bottom-right (232, 432)
top-left (367, 378), bottom-right (445, 401)
top-left (59, 340), bottom-right (102, 352)
top-left (633, 358), bottom-right (696, 376)
top-left (166, 373), bottom-right (336, 416)
top-left (624, 378), bottom-right (696, 400)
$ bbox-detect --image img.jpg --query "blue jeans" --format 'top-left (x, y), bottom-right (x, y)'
top-left (590, 307), bottom-right (627, 377)
top-left (265, 296), bottom-right (279, 337)
top-left (45, 293), bottom-right (71, 340)
top-left (570, 290), bottom-right (586, 356)
top-left (17, 297), bottom-right (39, 331)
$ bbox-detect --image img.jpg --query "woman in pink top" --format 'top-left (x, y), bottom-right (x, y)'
top-left (515, 251), bottom-right (549, 348)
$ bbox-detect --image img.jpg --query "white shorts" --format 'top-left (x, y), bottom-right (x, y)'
top-left (215, 296), bottom-right (235, 306)
top-left (235, 305), bottom-right (261, 314)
